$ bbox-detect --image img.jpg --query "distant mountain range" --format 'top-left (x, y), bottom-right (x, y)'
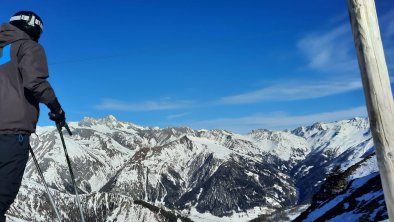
top-left (6, 116), bottom-right (388, 221)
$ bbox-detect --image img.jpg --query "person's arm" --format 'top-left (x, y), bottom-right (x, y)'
top-left (19, 41), bottom-right (65, 125)
top-left (19, 41), bottom-right (56, 104)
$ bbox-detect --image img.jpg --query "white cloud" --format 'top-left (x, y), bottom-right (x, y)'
top-left (96, 99), bottom-right (193, 111)
top-left (297, 24), bottom-right (358, 72)
top-left (190, 106), bottom-right (367, 134)
top-left (220, 79), bottom-right (362, 104)
top-left (166, 112), bottom-right (190, 120)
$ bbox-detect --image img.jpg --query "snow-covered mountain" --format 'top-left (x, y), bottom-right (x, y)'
top-left (293, 152), bottom-right (387, 221)
top-left (5, 116), bottom-right (388, 221)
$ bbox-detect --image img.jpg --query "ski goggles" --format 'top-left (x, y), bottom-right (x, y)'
top-left (10, 15), bottom-right (44, 30)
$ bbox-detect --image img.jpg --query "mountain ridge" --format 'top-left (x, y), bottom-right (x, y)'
top-left (6, 115), bottom-right (387, 221)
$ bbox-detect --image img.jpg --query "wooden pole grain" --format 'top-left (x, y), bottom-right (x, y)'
top-left (347, 0), bottom-right (394, 220)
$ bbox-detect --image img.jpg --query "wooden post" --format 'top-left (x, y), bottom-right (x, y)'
top-left (347, 0), bottom-right (394, 220)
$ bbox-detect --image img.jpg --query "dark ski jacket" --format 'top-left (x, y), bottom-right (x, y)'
top-left (0, 24), bottom-right (57, 134)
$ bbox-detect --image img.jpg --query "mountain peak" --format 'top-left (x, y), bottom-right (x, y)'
top-left (78, 115), bottom-right (140, 130)
top-left (104, 115), bottom-right (117, 122)
top-left (79, 116), bottom-right (117, 127)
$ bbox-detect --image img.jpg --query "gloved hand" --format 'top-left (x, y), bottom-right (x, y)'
top-left (47, 98), bottom-right (66, 127)
top-left (49, 108), bottom-right (66, 127)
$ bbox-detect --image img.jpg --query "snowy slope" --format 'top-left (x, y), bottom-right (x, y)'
top-left (4, 116), bottom-right (387, 221)
top-left (102, 133), bottom-right (297, 217)
top-left (8, 178), bottom-right (180, 222)
top-left (25, 121), bottom-right (136, 193)
top-left (294, 153), bottom-right (387, 221)
top-left (290, 118), bottom-right (374, 203)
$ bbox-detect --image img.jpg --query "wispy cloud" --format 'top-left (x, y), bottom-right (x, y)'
top-left (380, 10), bottom-right (394, 73)
top-left (297, 10), bottom-right (394, 74)
top-left (96, 99), bottom-right (193, 111)
top-left (220, 79), bottom-right (362, 104)
top-left (297, 24), bottom-right (358, 73)
top-left (166, 112), bottom-right (190, 120)
top-left (218, 20), bottom-right (365, 106)
top-left (190, 107), bottom-right (367, 133)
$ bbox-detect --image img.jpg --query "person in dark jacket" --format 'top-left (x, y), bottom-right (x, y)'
top-left (0, 11), bottom-right (66, 221)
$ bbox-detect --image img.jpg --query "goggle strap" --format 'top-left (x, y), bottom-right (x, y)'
top-left (10, 15), bottom-right (44, 30)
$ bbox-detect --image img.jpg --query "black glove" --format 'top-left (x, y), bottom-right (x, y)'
top-left (47, 98), bottom-right (66, 127)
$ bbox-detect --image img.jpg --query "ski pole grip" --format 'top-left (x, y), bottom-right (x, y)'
top-left (56, 123), bottom-right (73, 136)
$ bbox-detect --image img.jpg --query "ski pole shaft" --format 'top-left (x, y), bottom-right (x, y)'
top-left (64, 123), bottom-right (72, 136)
top-left (57, 123), bottom-right (85, 222)
top-left (29, 147), bottom-right (62, 222)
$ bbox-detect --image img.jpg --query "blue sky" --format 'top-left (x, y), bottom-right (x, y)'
top-left (1, 0), bottom-right (393, 133)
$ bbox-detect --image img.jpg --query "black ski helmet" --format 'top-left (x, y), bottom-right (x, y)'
top-left (9, 11), bottom-right (44, 42)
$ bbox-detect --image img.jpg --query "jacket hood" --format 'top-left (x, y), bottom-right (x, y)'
top-left (0, 23), bottom-right (31, 48)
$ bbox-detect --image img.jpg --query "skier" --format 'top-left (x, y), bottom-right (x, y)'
top-left (0, 11), bottom-right (66, 221)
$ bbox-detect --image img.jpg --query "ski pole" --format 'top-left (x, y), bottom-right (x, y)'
top-left (56, 123), bottom-right (85, 222)
top-left (28, 146), bottom-right (62, 222)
